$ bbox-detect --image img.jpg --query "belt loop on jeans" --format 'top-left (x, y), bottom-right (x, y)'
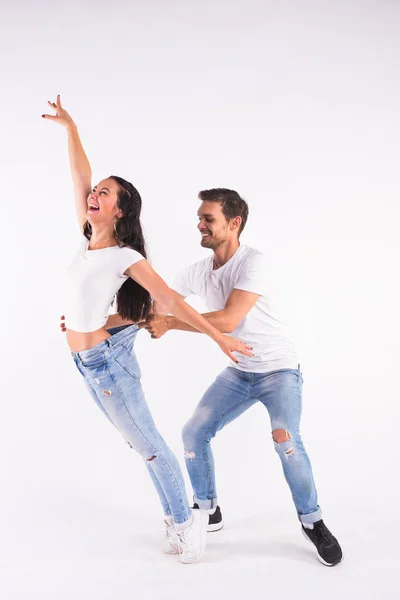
top-left (71, 350), bottom-right (81, 363)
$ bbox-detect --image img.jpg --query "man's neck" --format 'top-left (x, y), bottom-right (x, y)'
top-left (213, 240), bottom-right (240, 269)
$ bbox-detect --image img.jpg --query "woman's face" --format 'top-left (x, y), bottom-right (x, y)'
top-left (86, 178), bottom-right (122, 226)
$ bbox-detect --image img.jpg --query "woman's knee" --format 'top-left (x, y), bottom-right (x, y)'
top-left (126, 434), bottom-right (166, 460)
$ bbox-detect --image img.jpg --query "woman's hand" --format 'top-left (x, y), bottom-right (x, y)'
top-left (216, 334), bottom-right (253, 363)
top-left (42, 95), bottom-right (75, 128)
top-left (43, 95), bottom-right (91, 228)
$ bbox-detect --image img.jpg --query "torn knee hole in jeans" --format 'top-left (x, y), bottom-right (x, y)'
top-left (146, 455), bottom-right (157, 461)
top-left (272, 428), bottom-right (291, 443)
top-left (272, 428), bottom-right (295, 456)
top-left (103, 389), bottom-right (112, 397)
top-left (185, 449), bottom-right (196, 460)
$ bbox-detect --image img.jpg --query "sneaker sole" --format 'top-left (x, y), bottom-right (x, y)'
top-left (301, 528), bottom-right (344, 567)
top-left (208, 520), bottom-right (224, 533)
top-left (164, 547), bottom-right (180, 555)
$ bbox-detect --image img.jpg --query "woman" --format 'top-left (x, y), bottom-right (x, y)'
top-left (42, 96), bottom-right (252, 564)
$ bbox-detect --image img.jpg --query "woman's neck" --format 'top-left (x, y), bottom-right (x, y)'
top-left (88, 225), bottom-right (118, 250)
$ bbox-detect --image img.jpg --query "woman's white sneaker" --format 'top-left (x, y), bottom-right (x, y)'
top-left (163, 520), bottom-right (180, 555)
top-left (176, 510), bottom-right (208, 564)
top-left (192, 503), bottom-right (224, 532)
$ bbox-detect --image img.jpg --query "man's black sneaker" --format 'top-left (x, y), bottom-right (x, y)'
top-left (302, 520), bottom-right (343, 566)
top-left (192, 503), bottom-right (224, 532)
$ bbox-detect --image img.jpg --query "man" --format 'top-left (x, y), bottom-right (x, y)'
top-left (139, 188), bottom-right (343, 567)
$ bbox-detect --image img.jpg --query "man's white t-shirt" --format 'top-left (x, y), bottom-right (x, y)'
top-left (172, 245), bottom-right (298, 373)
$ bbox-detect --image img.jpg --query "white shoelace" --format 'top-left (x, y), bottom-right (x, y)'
top-left (176, 529), bottom-right (196, 558)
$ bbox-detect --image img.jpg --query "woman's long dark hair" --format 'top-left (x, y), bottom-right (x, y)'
top-left (83, 176), bottom-right (152, 322)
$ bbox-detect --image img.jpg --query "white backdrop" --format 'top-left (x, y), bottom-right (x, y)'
top-left (0, 1), bottom-right (399, 598)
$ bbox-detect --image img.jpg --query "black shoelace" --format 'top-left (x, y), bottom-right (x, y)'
top-left (313, 522), bottom-right (333, 545)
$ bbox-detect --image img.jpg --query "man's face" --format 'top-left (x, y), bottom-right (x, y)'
top-left (197, 201), bottom-right (232, 250)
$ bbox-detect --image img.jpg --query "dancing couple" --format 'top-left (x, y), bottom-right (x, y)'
top-left (43, 96), bottom-right (342, 567)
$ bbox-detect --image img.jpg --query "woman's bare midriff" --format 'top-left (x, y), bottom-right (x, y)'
top-left (67, 326), bottom-right (112, 353)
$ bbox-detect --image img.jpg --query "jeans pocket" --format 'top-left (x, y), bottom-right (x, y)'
top-left (80, 354), bottom-right (106, 369)
top-left (113, 346), bottom-right (141, 380)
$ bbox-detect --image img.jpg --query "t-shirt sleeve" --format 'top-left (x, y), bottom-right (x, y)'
top-left (117, 247), bottom-right (146, 276)
top-left (234, 251), bottom-right (267, 296)
top-left (171, 265), bottom-right (197, 297)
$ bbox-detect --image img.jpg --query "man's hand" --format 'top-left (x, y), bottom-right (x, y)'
top-left (138, 315), bottom-right (170, 339)
top-left (60, 315), bottom-right (66, 333)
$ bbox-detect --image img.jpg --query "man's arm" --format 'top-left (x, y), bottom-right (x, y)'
top-left (140, 289), bottom-right (261, 338)
top-left (105, 313), bottom-right (136, 329)
top-left (167, 310), bottom-right (232, 333)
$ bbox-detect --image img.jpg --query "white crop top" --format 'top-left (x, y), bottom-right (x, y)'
top-left (64, 236), bottom-right (145, 333)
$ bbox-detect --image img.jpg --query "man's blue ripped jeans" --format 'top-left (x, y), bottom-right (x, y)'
top-left (71, 324), bottom-right (191, 525)
top-left (182, 366), bottom-right (321, 525)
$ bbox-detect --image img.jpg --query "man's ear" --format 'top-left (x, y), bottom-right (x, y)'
top-left (230, 216), bottom-right (242, 231)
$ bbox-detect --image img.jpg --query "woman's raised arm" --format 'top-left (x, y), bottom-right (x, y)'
top-left (43, 95), bottom-right (92, 229)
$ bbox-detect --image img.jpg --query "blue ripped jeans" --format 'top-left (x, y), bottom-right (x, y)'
top-left (71, 325), bottom-right (191, 525)
top-left (182, 366), bottom-right (321, 525)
